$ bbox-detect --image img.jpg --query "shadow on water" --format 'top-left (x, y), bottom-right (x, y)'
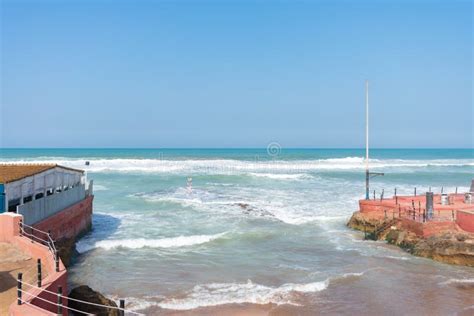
top-left (72, 213), bottom-right (121, 256)
top-left (88, 213), bottom-right (121, 241)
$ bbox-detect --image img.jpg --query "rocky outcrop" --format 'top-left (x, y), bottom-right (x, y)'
top-left (348, 212), bottom-right (474, 266)
top-left (55, 237), bottom-right (78, 268)
top-left (385, 230), bottom-right (474, 266)
top-left (346, 211), bottom-right (394, 239)
top-left (68, 285), bottom-right (119, 316)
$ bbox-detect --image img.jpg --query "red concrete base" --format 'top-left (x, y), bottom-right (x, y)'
top-left (358, 194), bottom-right (474, 235)
top-left (33, 196), bottom-right (94, 241)
top-left (456, 210), bottom-right (474, 233)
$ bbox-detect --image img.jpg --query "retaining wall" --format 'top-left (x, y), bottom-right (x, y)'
top-left (33, 195), bottom-right (93, 241)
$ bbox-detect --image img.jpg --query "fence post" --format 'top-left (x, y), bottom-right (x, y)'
top-left (37, 258), bottom-right (42, 287)
top-left (19, 220), bottom-right (23, 237)
top-left (57, 286), bottom-right (63, 315)
top-left (455, 187), bottom-right (458, 194)
top-left (55, 250), bottom-right (60, 272)
top-left (452, 210), bottom-right (455, 221)
top-left (373, 190), bottom-right (376, 200)
top-left (441, 187), bottom-right (444, 194)
top-left (384, 210), bottom-right (387, 220)
top-left (380, 189), bottom-right (384, 202)
top-left (120, 299), bottom-right (125, 316)
top-left (17, 273), bottom-right (22, 305)
top-left (414, 187), bottom-right (417, 196)
top-left (394, 188), bottom-right (397, 197)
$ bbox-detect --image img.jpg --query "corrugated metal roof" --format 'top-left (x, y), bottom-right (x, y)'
top-left (0, 164), bottom-right (84, 184)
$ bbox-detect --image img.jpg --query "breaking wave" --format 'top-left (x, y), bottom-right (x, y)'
top-left (2, 157), bottom-right (472, 174)
top-left (158, 272), bottom-right (365, 310)
top-left (440, 278), bottom-right (474, 285)
top-left (76, 233), bottom-right (227, 253)
top-left (247, 173), bottom-right (314, 180)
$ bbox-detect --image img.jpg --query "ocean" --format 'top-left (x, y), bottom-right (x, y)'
top-left (1, 148), bottom-right (473, 315)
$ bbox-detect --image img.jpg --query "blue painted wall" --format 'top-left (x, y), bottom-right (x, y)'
top-left (0, 184), bottom-right (4, 213)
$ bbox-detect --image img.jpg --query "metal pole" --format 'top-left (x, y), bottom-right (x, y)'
top-left (17, 273), bottom-right (22, 305)
top-left (120, 299), bottom-right (125, 316)
top-left (37, 258), bottom-right (42, 287)
top-left (365, 80), bottom-right (370, 200)
top-left (57, 286), bottom-right (63, 315)
top-left (55, 251), bottom-right (59, 272)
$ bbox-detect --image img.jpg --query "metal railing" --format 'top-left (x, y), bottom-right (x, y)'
top-left (19, 221), bottom-right (60, 272)
top-left (380, 205), bottom-right (457, 223)
top-left (16, 277), bottom-right (144, 316)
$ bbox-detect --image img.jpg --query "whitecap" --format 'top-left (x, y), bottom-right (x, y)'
top-left (157, 279), bottom-right (327, 310)
top-left (158, 272), bottom-right (366, 310)
top-left (76, 232), bottom-right (227, 253)
top-left (247, 173), bottom-right (314, 180)
top-left (439, 278), bottom-right (474, 285)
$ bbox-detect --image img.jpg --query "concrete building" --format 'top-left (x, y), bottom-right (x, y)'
top-left (0, 164), bottom-right (93, 225)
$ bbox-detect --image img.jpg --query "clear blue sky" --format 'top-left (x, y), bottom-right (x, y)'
top-left (1, 0), bottom-right (472, 148)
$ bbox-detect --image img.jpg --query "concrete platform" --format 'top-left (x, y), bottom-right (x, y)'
top-left (0, 242), bottom-right (47, 316)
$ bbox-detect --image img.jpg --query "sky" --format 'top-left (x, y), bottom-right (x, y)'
top-left (0, 0), bottom-right (472, 148)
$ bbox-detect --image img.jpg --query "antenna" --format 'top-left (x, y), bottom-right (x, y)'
top-left (365, 80), bottom-right (383, 200)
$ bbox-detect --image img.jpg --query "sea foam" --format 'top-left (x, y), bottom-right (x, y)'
top-left (158, 272), bottom-right (365, 310)
top-left (76, 232), bottom-right (227, 253)
top-left (2, 157), bottom-right (472, 174)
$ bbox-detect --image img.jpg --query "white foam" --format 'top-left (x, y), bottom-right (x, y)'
top-left (157, 279), bottom-right (327, 310)
top-left (440, 278), bottom-right (474, 285)
top-left (158, 272), bottom-right (366, 310)
top-left (247, 173), bottom-right (314, 180)
top-left (3, 157), bottom-right (472, 174)
top-left (76, 232), bottom-right (227, 253)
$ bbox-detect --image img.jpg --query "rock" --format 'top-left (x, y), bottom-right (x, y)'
top-left (413, 234), bottom-right (474, 266)
top-left (347, 211), bottom-right (474, 267)
top-left (69, 285), bottom-right (119, 316)
top-left (237, 203), bottom-right (250, 209)
top-left (55, 237), bottom-right (78, 268)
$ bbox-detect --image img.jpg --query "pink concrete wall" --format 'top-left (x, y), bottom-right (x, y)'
top-left (399, 218), bottom-right (457, 237)
top-left (33, 196), bottom-right (93, 241)
top-left (359, 200), bottom-right (397, 213)
top-left (456, 211), bottom-right (474, 233)
top-left (0, 214), bottom-right (69, 316)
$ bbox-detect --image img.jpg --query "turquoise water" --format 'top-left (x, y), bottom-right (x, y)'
top-left (1, 148), bottom-right (473, 314)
